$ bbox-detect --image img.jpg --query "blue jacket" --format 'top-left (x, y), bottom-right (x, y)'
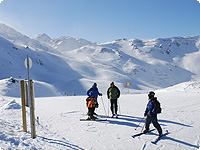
top-left (145, 97), bottom-right (158, 117)
top-left (87, 85), bottom-right (100, 99)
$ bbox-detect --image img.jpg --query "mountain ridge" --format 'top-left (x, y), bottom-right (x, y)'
top-left (0, 23), bottom-right (200, 97)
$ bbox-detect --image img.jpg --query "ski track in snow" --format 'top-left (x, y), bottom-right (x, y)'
top-left (0, 93), bottom-right (200, 149)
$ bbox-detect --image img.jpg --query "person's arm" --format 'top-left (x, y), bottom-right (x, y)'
top-left (149, 99), bottom-right (156, 115)
top-left (97, 88), bottom-right (102, 96)
top-left (98, 92), bottom-right (102, 96)
top-left (152, 99), bottom-right (158, 114)
top-left (117, 87), bottom-right (120, 98)
top-left (107, 88), bottom-right (110, 99)
top-left (144, 107), bottom-right (148, 116)
top-left (87, 88), bottom-right (93, 96)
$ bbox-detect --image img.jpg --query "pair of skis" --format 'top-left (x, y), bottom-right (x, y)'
top-left (80, 115), bottom-right (107, 121)
top-left (80, 118), bottom-right (107, 121)
top-left (80, 113), bottom-right (120, 121)
top-left (151, 131), bottom-right (168, 144)
top-left (132, 129), bottom-right (169, 144)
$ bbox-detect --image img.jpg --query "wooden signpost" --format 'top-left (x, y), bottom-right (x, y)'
top-left (20, 55), bottom-right (36, 139)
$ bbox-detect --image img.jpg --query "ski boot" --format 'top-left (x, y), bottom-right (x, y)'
top-left (115, 114), bottom-right (118, 118)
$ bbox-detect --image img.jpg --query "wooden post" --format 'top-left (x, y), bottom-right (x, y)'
top-left (30, 80), bottom-right (36, 138)
top-left (20, 80), bottom-right (27, 132)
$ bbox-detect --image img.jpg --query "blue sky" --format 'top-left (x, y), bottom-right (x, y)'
top-left (0, 0), bottom-right (200, 43)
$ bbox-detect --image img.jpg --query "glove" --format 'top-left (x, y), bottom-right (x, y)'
top-left (99, 93), bottom-right (102, 96)
top-left (150, 111), bottom-right (154, 115)
top-left (144, 112), bottom-right (147, 117)
top-left (95, 103), bottom-right (99, 108)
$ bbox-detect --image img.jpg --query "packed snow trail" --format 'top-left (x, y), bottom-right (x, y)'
top-left (0, 92), bottom-right (200, 149)
top-left (33, 93), bottom-right (199, 150)
top-left (0, 97), bottom-right (84, 149)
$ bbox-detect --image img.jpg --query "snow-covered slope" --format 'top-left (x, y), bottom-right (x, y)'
top-left (157, 80), bottom-right (200, 93)
top-left (1, 23), bottom-right (200, 97)
top-left (0, 92), bottom-right (199, 149)
top-left (62, 36), bottom-right (200, 94)
top-left (0, 23), bottom-right (84, 97)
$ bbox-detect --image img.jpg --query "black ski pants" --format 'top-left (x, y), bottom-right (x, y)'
top-left (145, 116), bottom-right (162, 135)
top-left (110, 99), bottom-right (118, 115)
top-left (88, 107), bottom-right (95, 117)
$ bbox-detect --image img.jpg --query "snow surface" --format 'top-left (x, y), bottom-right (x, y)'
top-left (0, 90), bottom-right (200, 149)
top-left (0, 23), bottom-right (200, 149)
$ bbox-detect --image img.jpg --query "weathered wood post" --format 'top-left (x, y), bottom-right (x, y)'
top-left (20, 80), bottom-right (27, 132)
top-left (30, 79), bottom-right (36, 138)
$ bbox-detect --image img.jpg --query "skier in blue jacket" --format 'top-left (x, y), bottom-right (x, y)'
top-left (143, 91), bottom-right (162, 136)
top-left (86, 83), bottom-right (102, 119)
top-left (87, 83), bottom-right (102, 99)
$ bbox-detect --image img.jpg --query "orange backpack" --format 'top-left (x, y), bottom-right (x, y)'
top-left (86, 97), bottom-right (98, 108)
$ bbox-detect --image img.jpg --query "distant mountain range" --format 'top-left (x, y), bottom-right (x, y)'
top-left (0, 23), bottom-right (200, 97)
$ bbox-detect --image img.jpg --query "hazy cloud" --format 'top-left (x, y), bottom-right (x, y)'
top-left (0, 0), bottom-right (3, 3)
top-left (198, 0), bottom-right (200, 3)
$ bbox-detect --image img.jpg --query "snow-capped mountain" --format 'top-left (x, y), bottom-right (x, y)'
top-left (0, 23), bottom-right (83, 97)
top-left (61, 36), bottom-right (200, 95)
top-left (0, 23), bottom-right (200, 97)
top-left (35, 33), bottom-right (94, 52)
top-left (0, 23), bottom-right (200, 149)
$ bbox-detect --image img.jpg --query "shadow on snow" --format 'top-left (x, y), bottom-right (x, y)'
top-left (97, 114), bottom-right (192, 128)
top-left (113, 114), bottom-right (197, 149)
top-left (149, 132), bottom-right (199, 149)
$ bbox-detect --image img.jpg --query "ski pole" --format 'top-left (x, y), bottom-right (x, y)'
top-left (101, 97), bottom-right (107, 116)
top-left (141, 117), bottom-right (147, 132)
top-left (135, 117), bottom-right (145, 130)
top-left (118, 99), bottom-right (121, 115)
top-left (108, 99), bottom-right (110, 118)
top-left (141, 122), bottom-right (145, 133)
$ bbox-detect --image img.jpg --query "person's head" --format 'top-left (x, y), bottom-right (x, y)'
top-left (148, 91), bottom-right (155, 99)
top-left (93, 83), bottom-right (97, 88)
top-left (110, 82), bottom-right (114, 87)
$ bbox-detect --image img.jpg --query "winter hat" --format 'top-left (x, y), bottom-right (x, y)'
top-left (148, 91), bottom-right (155, 98)
top-left (110, 82), bottom-right (114, 85)
top-left (93, 83), bottom-right (97, 86)
top-left (149, 91), bottom-right (155, 96)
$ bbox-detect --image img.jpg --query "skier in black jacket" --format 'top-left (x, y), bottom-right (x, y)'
top-left (143, 91), bottom-right (162, 136)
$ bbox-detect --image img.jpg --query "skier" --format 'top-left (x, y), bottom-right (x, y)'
top-left (143, 91), bottom-right (162, 136)
top-left (86, 83), bottom-right (102, 120)
top-left (86, 96), bottom-right (98, 120)
top-left (107, 82), bottom-right (120, 118)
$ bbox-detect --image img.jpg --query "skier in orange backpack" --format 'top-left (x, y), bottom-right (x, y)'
top-left (86, 83), bottom-right (102, 120)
